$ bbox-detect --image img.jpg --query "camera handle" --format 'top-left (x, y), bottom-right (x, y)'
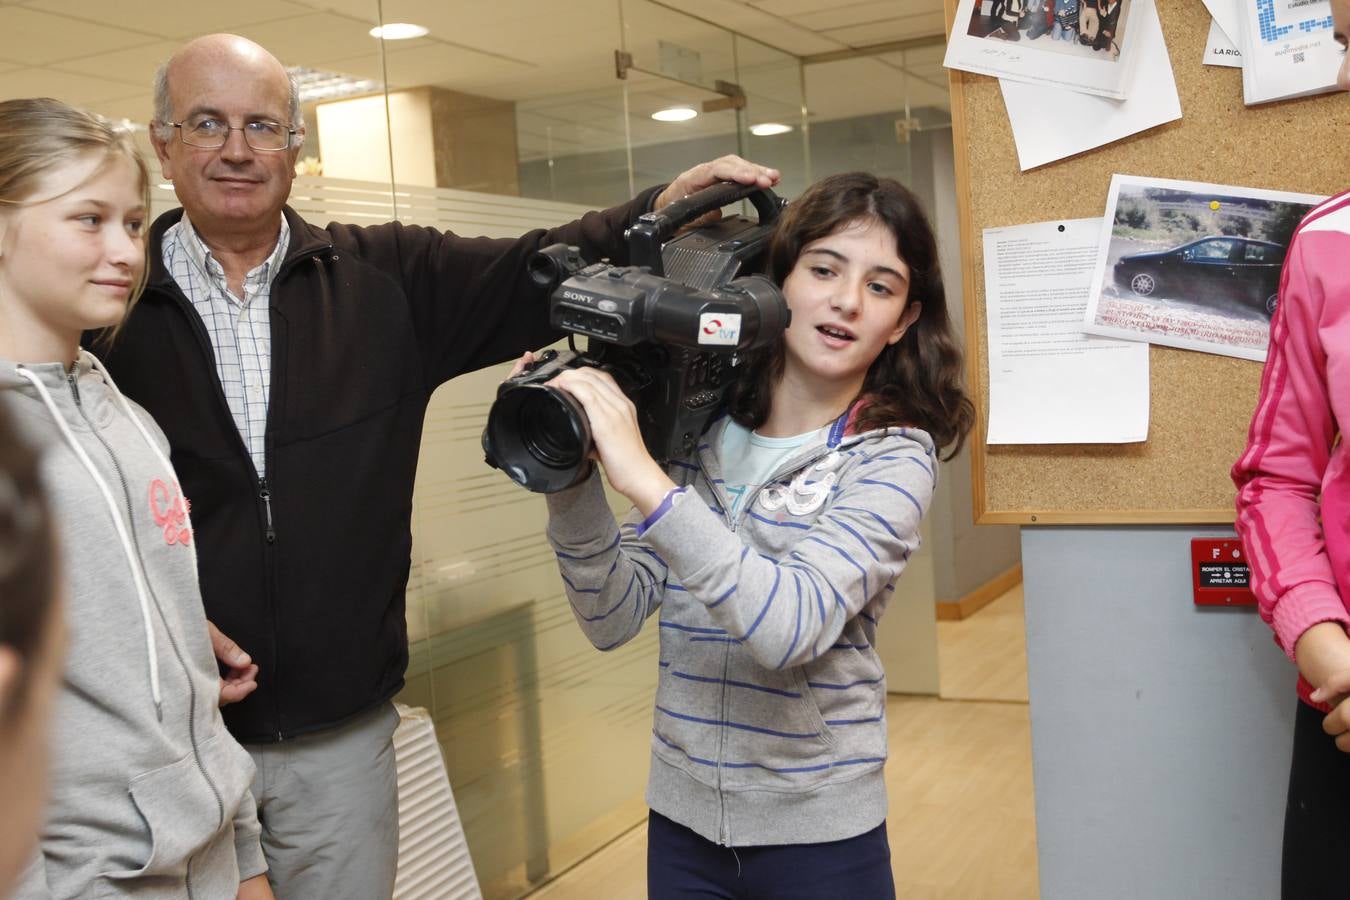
top-left (628, 181), bottom-right (783, 278)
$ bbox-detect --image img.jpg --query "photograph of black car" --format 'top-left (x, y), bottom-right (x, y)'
top-left (1113, 236), bottom-right (1284, 319)
top-left (1085, 175), bottom-right (1323, 362)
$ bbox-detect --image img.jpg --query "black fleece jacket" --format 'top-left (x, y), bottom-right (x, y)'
top-left (97, 188), bottom-right (662, 741)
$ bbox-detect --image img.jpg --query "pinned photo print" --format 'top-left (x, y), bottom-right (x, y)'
top-left (967, 0), bottom-right (1131, 60)
top-left (1082, 175), bottom-right (1325, 361)
top-left (944, 0), bottom-right (1150, 98)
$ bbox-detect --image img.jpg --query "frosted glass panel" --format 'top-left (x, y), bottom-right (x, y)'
top-left (0, 2), bottom-right (845, 898)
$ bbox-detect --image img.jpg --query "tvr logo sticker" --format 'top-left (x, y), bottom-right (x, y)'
top-left (698, 312), bottom-right (742, 346)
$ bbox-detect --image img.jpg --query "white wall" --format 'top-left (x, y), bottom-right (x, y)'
top-left (316, 91), bottom-right (437, 186)
top-left (876, 517), bottom-right (941, 694)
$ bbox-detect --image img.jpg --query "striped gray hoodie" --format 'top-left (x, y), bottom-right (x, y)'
top-left (546, 406), bottom-right (936, 847)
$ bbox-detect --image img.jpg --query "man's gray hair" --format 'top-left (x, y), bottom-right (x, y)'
top-left (151, 60), bottom-right (304, 135)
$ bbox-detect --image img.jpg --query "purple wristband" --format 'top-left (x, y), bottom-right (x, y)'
top-left (637, 486), bottom-right (688, 536)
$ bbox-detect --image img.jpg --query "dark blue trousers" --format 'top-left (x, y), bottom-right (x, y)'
top-left (646, 810), bottom-right (896, 900)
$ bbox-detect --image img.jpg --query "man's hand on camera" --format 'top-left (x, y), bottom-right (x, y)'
top-left (653, 155), bottom-right (781, 225)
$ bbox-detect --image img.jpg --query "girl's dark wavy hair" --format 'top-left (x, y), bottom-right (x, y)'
top-left (726, 172), bottom-right (974, 459)
top-left (0, 401), bottom-right (57, 721)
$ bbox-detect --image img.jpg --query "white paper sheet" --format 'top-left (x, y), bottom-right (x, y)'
top-left (985, 219), bottom-right (1149, 444)
top-left (1204, 18), bottom-right (1243, 67)
top-left (1202, 0), bottom-right (1241, 43)
top-left (999, 0), bottom-right (1178, 171)
top-left (1240, 0), bottom-right (1341, 104)
top-left (944, 0), bottom-right (1150, 100)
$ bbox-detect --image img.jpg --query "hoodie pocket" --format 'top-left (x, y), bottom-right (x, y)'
top-left (789, 668), bottom-right (838, 749)
top-left (99, 729), bottom-right (252, 886)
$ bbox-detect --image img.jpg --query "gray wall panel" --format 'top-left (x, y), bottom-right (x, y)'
top-left (1023, 525), bottom-right (1293, 900)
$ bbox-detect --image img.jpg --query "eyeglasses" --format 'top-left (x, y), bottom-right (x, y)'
top-left (165, 115), bottom-right (298, 152)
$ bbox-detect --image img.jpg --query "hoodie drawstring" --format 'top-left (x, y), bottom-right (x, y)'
top-left (16, 361), bottom-right (165, 720)
top-left (88, 355), bottom-right (200, 579)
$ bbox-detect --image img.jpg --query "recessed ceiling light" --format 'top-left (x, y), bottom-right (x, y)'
top-left (651, 106), bottom-right (698, 122)
top-left (369, 23), bottom-right (429, 40)
top-left (288, 66), bottom-right (382, 103)
top-left (750, 122), bottom-right (792, 137)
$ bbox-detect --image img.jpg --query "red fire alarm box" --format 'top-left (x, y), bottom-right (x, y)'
top-left (1191, 538), bottom-right (1257, 607)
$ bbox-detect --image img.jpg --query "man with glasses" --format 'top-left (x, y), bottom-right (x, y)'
top-left (100, 32), bottom-right (779, 900)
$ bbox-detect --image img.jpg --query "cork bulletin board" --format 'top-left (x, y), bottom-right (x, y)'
top-left (946, 0), bottom-right (1347, 524)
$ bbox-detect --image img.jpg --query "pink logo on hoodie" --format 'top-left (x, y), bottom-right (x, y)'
top-left (149, 479), bottom-right (193, 546)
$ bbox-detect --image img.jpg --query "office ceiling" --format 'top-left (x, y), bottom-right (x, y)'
top-left (0, 0), bottom-right (948, 160)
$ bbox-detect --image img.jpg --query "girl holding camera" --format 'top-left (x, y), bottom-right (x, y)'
top-left (533, 171), bottom-right (973, 897)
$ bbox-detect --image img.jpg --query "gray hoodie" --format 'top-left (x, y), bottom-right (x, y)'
top-left (546, 408), bottom-right (936, 847)
top-left (3, 351), bottom-right (265, 900)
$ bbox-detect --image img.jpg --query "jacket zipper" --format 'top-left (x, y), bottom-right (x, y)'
top-left (254, 251), bottom-right (335, 739)
top-left (687, 442), bottom-right (734, 845)
top-left (257, 265), bottom-right (292, 741)
top-left (259, 469), bottom-right (281, 740)
top-left (161, 267), bottom-right (298, 740)
top-left (258, 478), bottom-right (276, 543)
top-left (695, 428), bottom-right (858, 846)
top-left (161, 281), bottom-right (280, 549)
top-left (66, 372), bottom-right (225, 894)
top-left (694, 446), bottom-right (738, 846)
top-left (716, 639), bottom-right (732, 846)
top-left (700, 433), bottom-right (850, 531)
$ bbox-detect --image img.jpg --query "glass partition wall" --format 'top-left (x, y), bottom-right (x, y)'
top-left (0, 2), bottom-right (938, 895)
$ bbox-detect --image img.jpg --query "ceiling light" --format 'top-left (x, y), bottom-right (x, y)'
top-left (289, 66), bottom-right (383, 103)
top-left (651, 106), bottom-right (698, 122)
top-left (750, 122), bottom-right (792, 137)
top-left (369, 23), bottom-right (429, 40)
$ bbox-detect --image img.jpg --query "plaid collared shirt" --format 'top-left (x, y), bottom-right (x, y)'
top-left (162, 215), bottom-right (290, 478)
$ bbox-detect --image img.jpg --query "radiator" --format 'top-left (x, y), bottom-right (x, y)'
top-left (393, 704), bottom-right (484, 900)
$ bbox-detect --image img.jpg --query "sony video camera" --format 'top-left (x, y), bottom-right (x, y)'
top-left (482, 181), bottom-right (790, 493)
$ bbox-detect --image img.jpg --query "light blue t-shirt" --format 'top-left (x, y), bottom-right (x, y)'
top-left (718, 419), bottom-right (823, 518)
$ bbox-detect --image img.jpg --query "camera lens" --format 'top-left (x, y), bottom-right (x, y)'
top-left (519, 390), bottom-right (585, 467)
top-left (483, 382), bottom-right (593, 493)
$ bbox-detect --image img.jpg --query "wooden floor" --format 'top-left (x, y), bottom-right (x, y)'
top-left (529, 586), bottom-right (1037, 899)
top-left (938, 583), bottom-right (1030, 703)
